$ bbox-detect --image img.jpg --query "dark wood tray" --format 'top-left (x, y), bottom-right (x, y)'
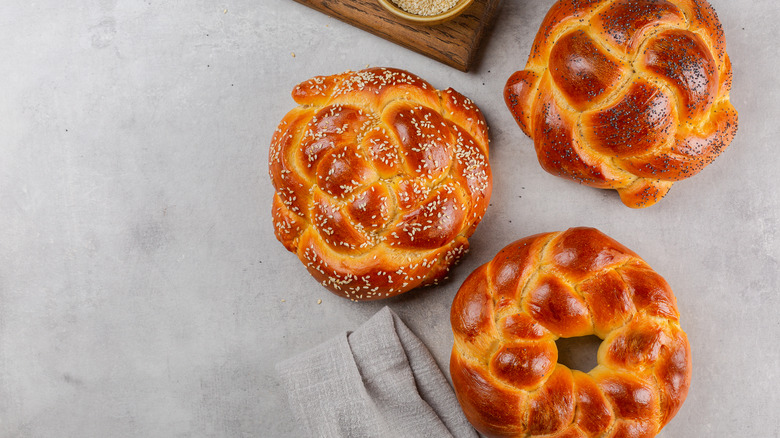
top-left (290, 0), bottom-right (502, 72)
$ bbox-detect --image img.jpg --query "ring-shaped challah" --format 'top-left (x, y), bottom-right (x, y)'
top-left (504, 0), bottom-right (738, 208)
top-left (450, 228), bottom-right (691, 437)
top-left (270, 68), bottom-right (492, 300)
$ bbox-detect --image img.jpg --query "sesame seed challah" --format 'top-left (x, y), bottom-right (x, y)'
top-left (269, 68), bottom-right (492, 300)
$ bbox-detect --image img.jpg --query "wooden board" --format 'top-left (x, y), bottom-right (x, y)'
top-left (290, 0), bottom-right (502, 72)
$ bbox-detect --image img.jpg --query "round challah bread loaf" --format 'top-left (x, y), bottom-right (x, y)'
top-left (505, 0), bottom-right (738, 208)
top-left (450, 228), bottom-right (691, 437)
top-left (270, 68), bottom-right (492, 300)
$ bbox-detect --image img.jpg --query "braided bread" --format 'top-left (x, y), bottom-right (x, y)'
top-left (269, 68), bottom-right (492, 300)
top-left (450, 228), bottom-right (691, 437)
top-left (504, 0), bottom-right (738, 208)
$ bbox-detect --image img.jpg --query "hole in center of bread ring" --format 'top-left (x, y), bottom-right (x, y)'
top-left (555, 334), bottom-right (602, 373)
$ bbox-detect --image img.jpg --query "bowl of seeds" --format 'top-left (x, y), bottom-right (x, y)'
top-left (377, 0), bottom-right (475, 25)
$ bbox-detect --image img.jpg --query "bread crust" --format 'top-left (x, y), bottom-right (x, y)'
top-left (270, 68), bottom-right (492, 300)
top-left (450, 227), bottom-right (691, 437)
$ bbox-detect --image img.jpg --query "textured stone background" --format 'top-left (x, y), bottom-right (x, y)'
top-left (1, 0), bottom-right (778, 436)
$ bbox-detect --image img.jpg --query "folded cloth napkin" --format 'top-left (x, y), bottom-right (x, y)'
top-left (276, 306), bottom-right (478, 438)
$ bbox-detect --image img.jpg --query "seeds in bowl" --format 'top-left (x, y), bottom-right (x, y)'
top-left (390, 0), bottom-right (459, 16)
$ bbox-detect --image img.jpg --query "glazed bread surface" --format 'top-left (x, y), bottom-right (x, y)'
top-left (505, 0), bottom-right (738, 208)
top-left (450, 227), bottom-right (691, 437)
top-left (270, 67), bottom-right (492, 300)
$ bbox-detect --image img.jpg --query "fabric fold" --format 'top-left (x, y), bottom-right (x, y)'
top-left (276, 306), bottom-right (477, 438)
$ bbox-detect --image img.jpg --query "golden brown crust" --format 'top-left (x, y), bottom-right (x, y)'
top-left (450, 228), bottom-right (691, 437)
top-left (269, 68), bottom-right (492, 300)
top-left (504, 0), bottom-right (738, 208)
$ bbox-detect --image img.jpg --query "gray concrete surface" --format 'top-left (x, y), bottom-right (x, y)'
top-left (1, 0), bottom-right (778, 436)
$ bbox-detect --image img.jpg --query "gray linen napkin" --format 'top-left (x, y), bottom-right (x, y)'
top-left (276, 306), bottom-right (477, 438)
